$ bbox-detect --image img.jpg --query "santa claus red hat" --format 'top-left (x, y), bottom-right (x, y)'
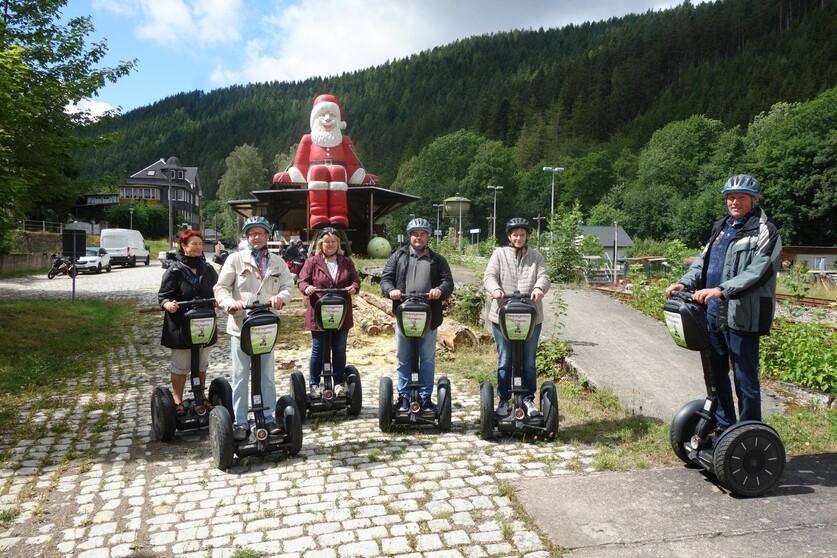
top-left (310, 94), bottom-right (346, 130)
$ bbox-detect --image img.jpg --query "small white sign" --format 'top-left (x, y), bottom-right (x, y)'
top-left (469, 228), bottom-right (481, 234)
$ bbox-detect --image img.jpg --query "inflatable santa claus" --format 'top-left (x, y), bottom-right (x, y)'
top-left (273, 94), bottom-right (378, 229)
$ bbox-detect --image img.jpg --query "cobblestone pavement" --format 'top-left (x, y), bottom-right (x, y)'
top-left (0, 264), bottom-right (597, 557)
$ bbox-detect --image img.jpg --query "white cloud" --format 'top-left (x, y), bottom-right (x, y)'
top-left (65, 98), bottom-right (116, 120)
top-left (128, 0), bottom-right (243, 48)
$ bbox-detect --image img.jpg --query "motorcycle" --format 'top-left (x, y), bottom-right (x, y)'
top-left (286, 256), bottom-right (305, 276)
top-left (47, 254), bottom-right (77, 279)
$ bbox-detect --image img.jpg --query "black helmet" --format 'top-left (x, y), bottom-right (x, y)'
top-left (505, 217), bottom-right (531, 234)
top-left (318, 226), bottom-right (339, 240)
top-left (406, 218), bottom-right (432, 233)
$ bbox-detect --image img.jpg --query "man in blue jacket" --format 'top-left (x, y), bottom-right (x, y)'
top-left (666, 175), bottom-right (782, 431)
top-left (381, 218), bottom-right (454, 413)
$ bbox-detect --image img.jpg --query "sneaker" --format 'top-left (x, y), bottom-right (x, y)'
top-left (265, 421), bottom-right (282, 436)
top-left (523, 399), bottom-right (541, 418)
top-left (496, 400), bottom-right (510, 416)
top-left (310, 385), bottom-right (322, 398)
top-left (233, 426), bottom-right (248, 441)
top-left (421, 398), bottom-right (436, 413)
top-left (334, 383), bottom-right (347, 397)
top-left (396, 396), bottom-right (410, 412)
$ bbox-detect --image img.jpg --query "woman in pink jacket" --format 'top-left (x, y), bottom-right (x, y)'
top-left (297, 228), bottom-right (361, 398)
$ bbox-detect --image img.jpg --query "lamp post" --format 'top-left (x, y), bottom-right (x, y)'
top-left (128, 207), bottom-right (134, 230)
top-left (161, 156), bottom-right (184, 249)
top-left (542, 166), bottom-right (565, 216)
top-left (432, 203), bottom-right (444, 244)
top-left (487, 185), bottom-right (503, 240)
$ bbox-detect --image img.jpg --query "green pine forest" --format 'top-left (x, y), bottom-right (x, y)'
top-left (72, 0), bottom-right (836, 247)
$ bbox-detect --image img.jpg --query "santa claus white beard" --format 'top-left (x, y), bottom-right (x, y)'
top-left (310, 126), bottom-right (342, 148)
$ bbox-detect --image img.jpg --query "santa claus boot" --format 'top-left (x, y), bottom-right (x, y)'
top-left (308, 181), bottom-right (330, 229)
top-left (328, 182), bottom-right (349, 229)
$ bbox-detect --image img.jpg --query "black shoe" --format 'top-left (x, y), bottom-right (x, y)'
top-left (396, 396), bottom-right (410, 412)
top-left (233, 426), bottom-right (248, 441)
top-left (496, 400), bottom-right (510, 416)
top-left (421, 398), bottom-right (436, 413)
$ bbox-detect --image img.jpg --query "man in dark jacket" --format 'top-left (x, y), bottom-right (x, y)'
top-left (666, 175), bottom-right (782, 431)
top-left (381, 218), bottom-right (454, 412)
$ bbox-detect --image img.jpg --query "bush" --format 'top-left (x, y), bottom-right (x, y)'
top-left (761, 318), bottom-right (836, 394)
top-left (450, 284), bottom-right (485, 327)
top-left (536, 338), bottom-right (573, 382)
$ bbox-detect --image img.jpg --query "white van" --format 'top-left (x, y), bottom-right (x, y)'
top-left (100, 228), bottom-right (150, 267)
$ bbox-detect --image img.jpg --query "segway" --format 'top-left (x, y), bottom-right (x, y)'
top-left (665, 290), bottom-right (785, 496)
top-left (151, 298), bottom-right (233, 441)
top-left (378, 292), bottom-right (452, 432)
top-left (209, 302), bottom-right (303, 470)
top-left (479, 292), bottom-right (558, 441)
top-left (290, 288), bottom-right (362, 421)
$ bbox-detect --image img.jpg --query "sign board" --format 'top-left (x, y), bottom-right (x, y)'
top-left (62, 229), bottom-right (86, 259)
top-left (469, 228), bottom-right (481, 234)
top-left (434, 230), bottom-right (442, 237)
top-left (397, 234), bottom-right (404, 244)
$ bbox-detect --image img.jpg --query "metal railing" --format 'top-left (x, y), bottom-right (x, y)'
top-left (18, 220), bottom-right (64, 233)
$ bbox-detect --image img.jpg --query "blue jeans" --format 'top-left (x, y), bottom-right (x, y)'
top-left (395, 327), bottom-right (437, 399)
top-left (231, 335), bottom-right (277, 429)
top-left (493, 321), bottom-right (541, 402)
top-left (707, 315), bottom-right (761, 429)
top-left (309, 330), bottom-right (348, 385)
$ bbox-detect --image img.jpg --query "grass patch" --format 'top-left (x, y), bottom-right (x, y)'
top-left (0, 299), bottom-right (133, 394)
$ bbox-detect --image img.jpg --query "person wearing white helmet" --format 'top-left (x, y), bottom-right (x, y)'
top-left (381, 218), bottom-right (454, 412)
top-left (214, 216), bottom-right (295, 441)
top-left (666, 175), bottom-right (782, 433)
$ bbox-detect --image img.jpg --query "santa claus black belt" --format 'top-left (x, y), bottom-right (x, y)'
top-left (309, 160), bottom-right (347, 168)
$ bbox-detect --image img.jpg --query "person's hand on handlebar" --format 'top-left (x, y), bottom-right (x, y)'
top-left (492, 288), bottom-right (504, 300)
top-left (665, 283), bottom-right (685, 298)
top-left (388, 289), bottom-right (402, 301)
top-left (268, 295), bottom-right (284, 310)
top-left (228, 300), bottom-right (246, 312)
top-left (428, 288), bottom-right (442, 300)
top-left (304, 286), bottom-right (316, 296)
top-left (163, 300), bottom-right (179, 313)
top-left (530, 288), bottom-right (544, 302)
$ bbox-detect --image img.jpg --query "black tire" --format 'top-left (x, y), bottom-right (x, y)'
top-left (68, 266), bottom-right (77, 278)
top-left (437, 377), bottom-right (452, 432)
top-left (208, 377), bottom-right (234, 418)
top-left (277, 395), bottom-right (303, 457)
top-left (129, 256), bottom-right (136, 267)
top-left (106, 262), bottom-right (111, 272)
top-left (713, 422), bottom-right (785, 497)
top-left (541, 381), bottom-right (559, 439)
top-left (479, 381), bottom-right (495, 441)
top-left (151, 386), bottom-right (177, 442)
top-left (47, 269), bottom-right (57, 279)
top-left (95, 263), bottom-right (102, 274)
top-left (144, 255), bottom-right (150, 265)
top-left (209, 405), bottom-right (234, 471)
top-left (378, 376), bottom-right (393, 432)
top-left (289, 370), bottom-right (307, 422)
top-left (669, 399), bottom-right (705, 466)
top-left (346, 365), bottom-right (362, 417)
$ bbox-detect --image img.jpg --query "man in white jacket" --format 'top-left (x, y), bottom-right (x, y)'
top-left (484, 217), bottom-right (551, 418)
top-left (214, 216), bottom-right (295, 441)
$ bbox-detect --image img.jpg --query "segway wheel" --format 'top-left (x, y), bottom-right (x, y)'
top-left (669, 400), bottom-right (705, 466)
top-left (276, 395), bottom-right (303, 457)
top-left (151, 386), bottom-right (177, 442)
top-left (289, 370), bottom-right (307, 423)
top-left (346, 365), bottom-right (362, 417)
top-left (378, 376), bottom-right (393, 432)
top-left (479, 382), bottom-right (495, 441)
top-left (208, 376), bottom-right (233, 418)
top-left (541, 381), bottom-right (559, 439)
top-left (437, 377), bottom-right (452, 432)
top-left (209, 406), bottom-right (234, 471)
top-left (713, 422), bottom-right (785, 497)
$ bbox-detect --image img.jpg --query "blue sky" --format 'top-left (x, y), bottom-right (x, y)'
top-left (64, 1), bottom-right (693, 117)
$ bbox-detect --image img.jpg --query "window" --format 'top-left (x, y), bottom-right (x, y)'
top-left (178, 170), bottom-right (184, 180)
top-left (147, 170), bottom-right (156, 176)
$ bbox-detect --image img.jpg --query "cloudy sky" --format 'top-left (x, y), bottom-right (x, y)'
top-left (65, 0), bottom-right (696, 116)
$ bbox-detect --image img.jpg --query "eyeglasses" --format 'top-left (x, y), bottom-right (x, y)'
top-left (247, 231), bottom-right (267, 237)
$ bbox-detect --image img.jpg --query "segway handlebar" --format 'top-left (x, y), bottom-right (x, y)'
top-left (313, 288), bottom-right (351, 295)
top-left (402, 291), bottom-right (431, 300)
top-left (139, 297), bottom-right (216, 313)
top-left (501, 291), bottom-right (531, 301)
top-left (668, 290), bottom-right (700, 304)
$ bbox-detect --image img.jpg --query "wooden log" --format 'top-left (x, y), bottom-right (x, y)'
top-left (357, 290), bottom-right (394, 316)
top-left (437, 323), bottom-right (477, 351)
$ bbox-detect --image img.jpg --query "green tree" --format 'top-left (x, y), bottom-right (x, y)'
top-left (541, 201), bottom-right (587, 284)
top-left (216, 144), bottom-right (267, 238)
top-left (0, 0), bottom-right (135, 251)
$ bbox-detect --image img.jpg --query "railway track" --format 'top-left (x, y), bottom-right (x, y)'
top-left (592, 285), bottom-right (837, 309)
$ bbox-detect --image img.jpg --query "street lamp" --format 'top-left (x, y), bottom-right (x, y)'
top-left (487, 185), bottom-right (503, 239)
top-left (128, 207), bottom-right (134, 230)
top-left (542, 166), bottom-right (565, 216)
top-left (432, 203), bottom-right (444, 243)
top-left (161, 156), bottom-right (184, 248)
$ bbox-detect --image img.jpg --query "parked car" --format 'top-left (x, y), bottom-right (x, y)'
top-left (76, 247), bottom-right (112, 274)
top-left (158, 250), bottom-right (176, 269)
top-left (100, 228), bottom-right (150, 267)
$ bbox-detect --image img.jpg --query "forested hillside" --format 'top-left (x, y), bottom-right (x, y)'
top-left (72, 0), bottom-right (836, 245)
